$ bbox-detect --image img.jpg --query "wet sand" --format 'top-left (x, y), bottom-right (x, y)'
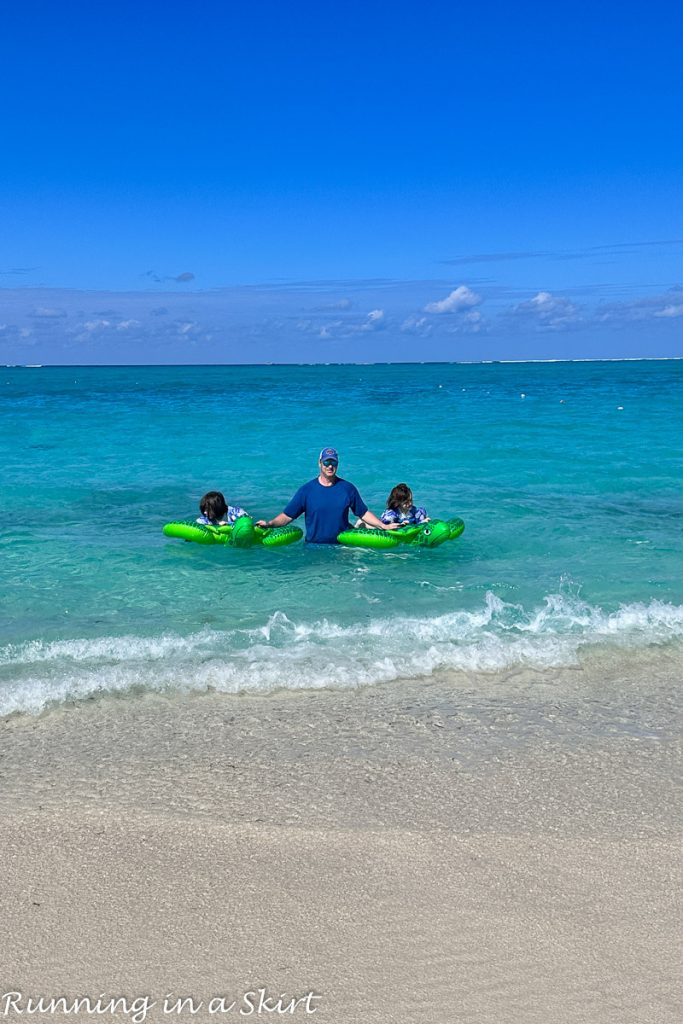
top-left (1, 676), bottom-right (681, 1023)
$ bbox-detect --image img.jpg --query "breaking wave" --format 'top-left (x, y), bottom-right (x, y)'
top-left (2, 592), bottom-right (683, 716)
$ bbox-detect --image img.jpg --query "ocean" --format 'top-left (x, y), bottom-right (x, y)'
top-left (1, 360), bottom-right (682, 717)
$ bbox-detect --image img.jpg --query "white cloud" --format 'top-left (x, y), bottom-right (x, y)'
top-left (317, 322), bottom-right (342, 339)
top-left (401, 315), bottom-right (432, 336)
top-left (529, 291), bottom-right (553, 309)
top-left (511, 291), bottom-right (581, 330)
top-left (348, 309), bottom-right (386, 336)
top-left (296, 309), bottom-right (385, 339)
top-left (462, 310), bottom-right (483, 331)
top-left (82, 319), bottom-right (112, 331)
top-left (356, 308), bottom-right (385, 331)
top-left (654, 304), bottom-right (683, 318)
top-left (403, 306), bottom-right (485, 336)
top-left (0, 323), bottom-right (35, 344)
top-left (176, 321), bottom-right (200, 336)
top-left (424, 285), bottom-right (482, 314)
top-left (4, 278), bottom-right (679, 361)
top-left (311, 298), bottom-right (353, 312)
top-left (31, 307), bottom-right (67, 319)
top-left (597, 289), bottom-right (683, 324)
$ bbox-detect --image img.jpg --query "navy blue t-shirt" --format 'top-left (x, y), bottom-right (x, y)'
top-left (283, 477), bottom-right (368, 543)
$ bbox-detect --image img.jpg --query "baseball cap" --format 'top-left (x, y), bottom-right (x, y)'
top-left (319, 446), bottom-right (339, 463)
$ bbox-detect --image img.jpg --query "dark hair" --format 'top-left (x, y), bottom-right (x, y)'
top-left (387, 483), bottom-right (412, 511)
top-left (199, 491), bottom-right (228, 521)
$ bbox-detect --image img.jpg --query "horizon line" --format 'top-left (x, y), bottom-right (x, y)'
top-left (6, 356), bottom-right (683, 369)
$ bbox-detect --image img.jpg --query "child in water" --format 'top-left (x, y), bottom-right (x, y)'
top-left (197, 491), bottom-right (249, 526)
top-left (380, 483), bottom-right (429, 526)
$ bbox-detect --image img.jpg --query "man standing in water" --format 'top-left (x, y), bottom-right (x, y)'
top-left (257, 447), bottom-right (394, 544)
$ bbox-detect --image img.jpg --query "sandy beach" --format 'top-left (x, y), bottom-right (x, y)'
top-left (1, 666), bottom-right (681, 1024)
top-left (4, 0), bottom-right (683, 1015)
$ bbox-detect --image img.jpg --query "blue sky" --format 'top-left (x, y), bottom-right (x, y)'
top-left (1, 0), bottom-right (682, 363)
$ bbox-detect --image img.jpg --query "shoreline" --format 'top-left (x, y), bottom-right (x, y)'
top-left (3, 636), bottom-right (682, 723)
top-left (2, 678), bottom-right (681, 1023)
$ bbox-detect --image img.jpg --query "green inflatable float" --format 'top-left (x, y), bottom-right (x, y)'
top-left (337, 517), bottom-right (465, 551)
top-left (163, 516), bottom-right (302, 549)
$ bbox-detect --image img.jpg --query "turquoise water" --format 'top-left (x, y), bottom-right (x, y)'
top-left (1, 361), bottom-right (682, 715)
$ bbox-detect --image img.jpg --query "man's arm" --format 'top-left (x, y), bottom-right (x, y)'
top-left (256, 512), bottom-right (293, 529)
top-left (257, 485), bottom-right (306, 529)
top-left (350, 485), bottom-right (396, 531)
top-left (360, 510), bottom-right (398, 530)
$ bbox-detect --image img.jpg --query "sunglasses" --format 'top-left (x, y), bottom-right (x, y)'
top-left (322, 459), bottom-right (338, 467)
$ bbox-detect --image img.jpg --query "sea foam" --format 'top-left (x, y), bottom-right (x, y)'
top-left (1, 593), bottom-right (682, 716)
